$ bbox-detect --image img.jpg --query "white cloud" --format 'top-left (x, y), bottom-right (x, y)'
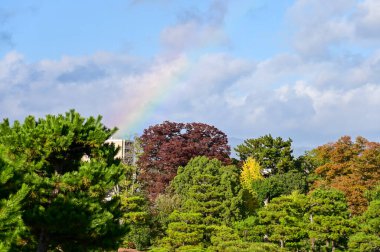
top-left (1, 46), bottom-right (379, 150)
top-left (0, 51), bottom-right (141, 122)
top-left (161, 21), bottom-right (227, 54)
top-left (288, 0), bottom-right (380, 58)
top-left (147, 49), bottom-right (380, 145)
top-left (287, 0), bottom-right (355, 57)
top-left (354, 0), bottom-right (380, 39)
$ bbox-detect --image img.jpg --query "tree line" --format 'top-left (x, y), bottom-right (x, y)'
top-left (0, 111), bottom-right (379, 251)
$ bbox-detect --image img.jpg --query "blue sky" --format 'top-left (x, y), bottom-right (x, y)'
top-left (1, 0), bottom-right (380, 153)
top-left (1, 0), bottom-right (293, 60)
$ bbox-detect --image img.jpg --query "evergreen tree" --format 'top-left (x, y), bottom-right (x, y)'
top-left (0, 110), bottom-right (127, 251)
top-left (348, 185), bottom-right (380, 251)
top-left (154, 157), bottom-right (243, 251)
top-left (257, 191), bottom-right (308, 249)
top-left (0, 149), bottom-right (30, 250)
top-left (120, 194), bottom-right (151, 250)
top-left (171, 156), bottom-right (243, 225)
top-left (152, 193), bottom-right (182, 240)
top-left (160, 211), bottom-right (205, 250)
top-left (308, 188), bottom-right (354, 251)
top-left (208, 226), bottom-right (280, 252)
top-left (235, 134), bottom-right (296, 175)
top-left (0, 184), bottom-right (29, 251)
top-left (233, 216), bottom-right (262, 243)
top-left (251, 171), bottom-right (308, 205)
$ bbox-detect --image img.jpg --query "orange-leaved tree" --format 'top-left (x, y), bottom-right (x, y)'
top-left (312, 136), bottom-right (380, 214)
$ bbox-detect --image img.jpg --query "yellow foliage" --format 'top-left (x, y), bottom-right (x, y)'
top-left (240, 157), bottom-right (263, 192)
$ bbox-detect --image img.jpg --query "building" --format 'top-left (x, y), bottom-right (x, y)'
top-left (105, 139), bottom-right (136, 165)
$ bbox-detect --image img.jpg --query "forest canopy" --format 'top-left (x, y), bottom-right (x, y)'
top-left (0, 111), bottom-right (379, 252)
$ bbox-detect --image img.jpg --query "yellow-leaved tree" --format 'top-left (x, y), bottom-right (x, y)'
top-left (240, 157), bottom-right (263, 194)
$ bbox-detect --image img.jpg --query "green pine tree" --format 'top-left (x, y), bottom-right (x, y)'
top-left (0, 146), bottom-right (30, 250)
top-left (120, 194), bottom-right (151, 250)
top-left (0, 110), bottom-right (128, 251)
top-left (155, 156), bottom-right (244, 251)
top-left (257, 191), bottom-right (308, 249)
top-left (235, 134), bottom-right (296, 175)
top-left (0, 184), bottom-right (30, 251)
top-left (348, 185), bottom-right (380, 251)
top-left (0, 152), bottom-right (30, 250)
top-left (171, 156), bottom-right (244, 225)
top-left (308, 188), bottom-right (354, 251)
top-left (161, 211), bottom-right (205, 250)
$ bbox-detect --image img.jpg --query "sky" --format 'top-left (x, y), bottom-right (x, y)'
top-left (1, 0), bottom-right (380, 154)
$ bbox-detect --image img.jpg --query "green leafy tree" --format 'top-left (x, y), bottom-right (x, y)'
top-left (0, 110), bottom-right (127, 251)
top-left (120, 194), bottom-right (151, 250)
top-left (362, 201), bottom-right (380, 234)
top-left (0, 150), bottom-right (30, 250)
top-left (171, 156), bottom-right (243, 225)
top-left (0, 186), bottom-right (30, 251)
top-left (251, 171), bottom-right (308, 205)
top-left (348, 185), bottom-right (380, 251)
top-left (365, 183), bottom-right (380, 203)
top-left (295, 150), bottom-right (323, 175)
top-left (257, 191), bottom-right (308, 249)
top-left (233, 216), bottom-right (262, 242)
top-left (154, 157), bottom-right (243, 250)
top-left (152, 193), bottom-right (182, 240)
top-left (190, 224), bottom-right (280, 252)
top-left (308, 188), bottom-right (354, 251)
top-left (235, 134), bottom-right (296, 175)
top-left (208, 225), bottom-right (241, 250)
top-left (159, 211), bottom-right (205, 251)
top-left (348, 232), bottom-right (380, 252)
top-left (206, 225), bottom-right (269, 252)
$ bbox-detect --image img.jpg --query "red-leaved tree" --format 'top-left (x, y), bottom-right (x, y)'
top-left (137, 121), bottom-right (231, 200)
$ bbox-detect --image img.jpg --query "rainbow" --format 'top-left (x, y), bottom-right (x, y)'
top-left (111, 56), bottom-right (190, 138)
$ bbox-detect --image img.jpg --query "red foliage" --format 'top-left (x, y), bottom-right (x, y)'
top-left (137, 121), bottom-right (231, 200)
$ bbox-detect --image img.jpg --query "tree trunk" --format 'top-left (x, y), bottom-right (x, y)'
top-left (326, 240), bottom-right (329, 248)
top-left (37, 229), bottom-right (49, 252)
top-left (331, 241), bottom-right (335, 252)
top-left (311, 238), bottom-right (315, 251)
top-left (280, 240), bottom-right (284, 248)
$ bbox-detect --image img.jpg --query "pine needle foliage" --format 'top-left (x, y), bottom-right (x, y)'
top-left (0, 147), bottom-right (30, 250)
top-left (0, 110), bottom-right (127, 252)
top-left (235, 134), bottom-right (296, 175)
top-left (171, 156), bottom-right (243, 225)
